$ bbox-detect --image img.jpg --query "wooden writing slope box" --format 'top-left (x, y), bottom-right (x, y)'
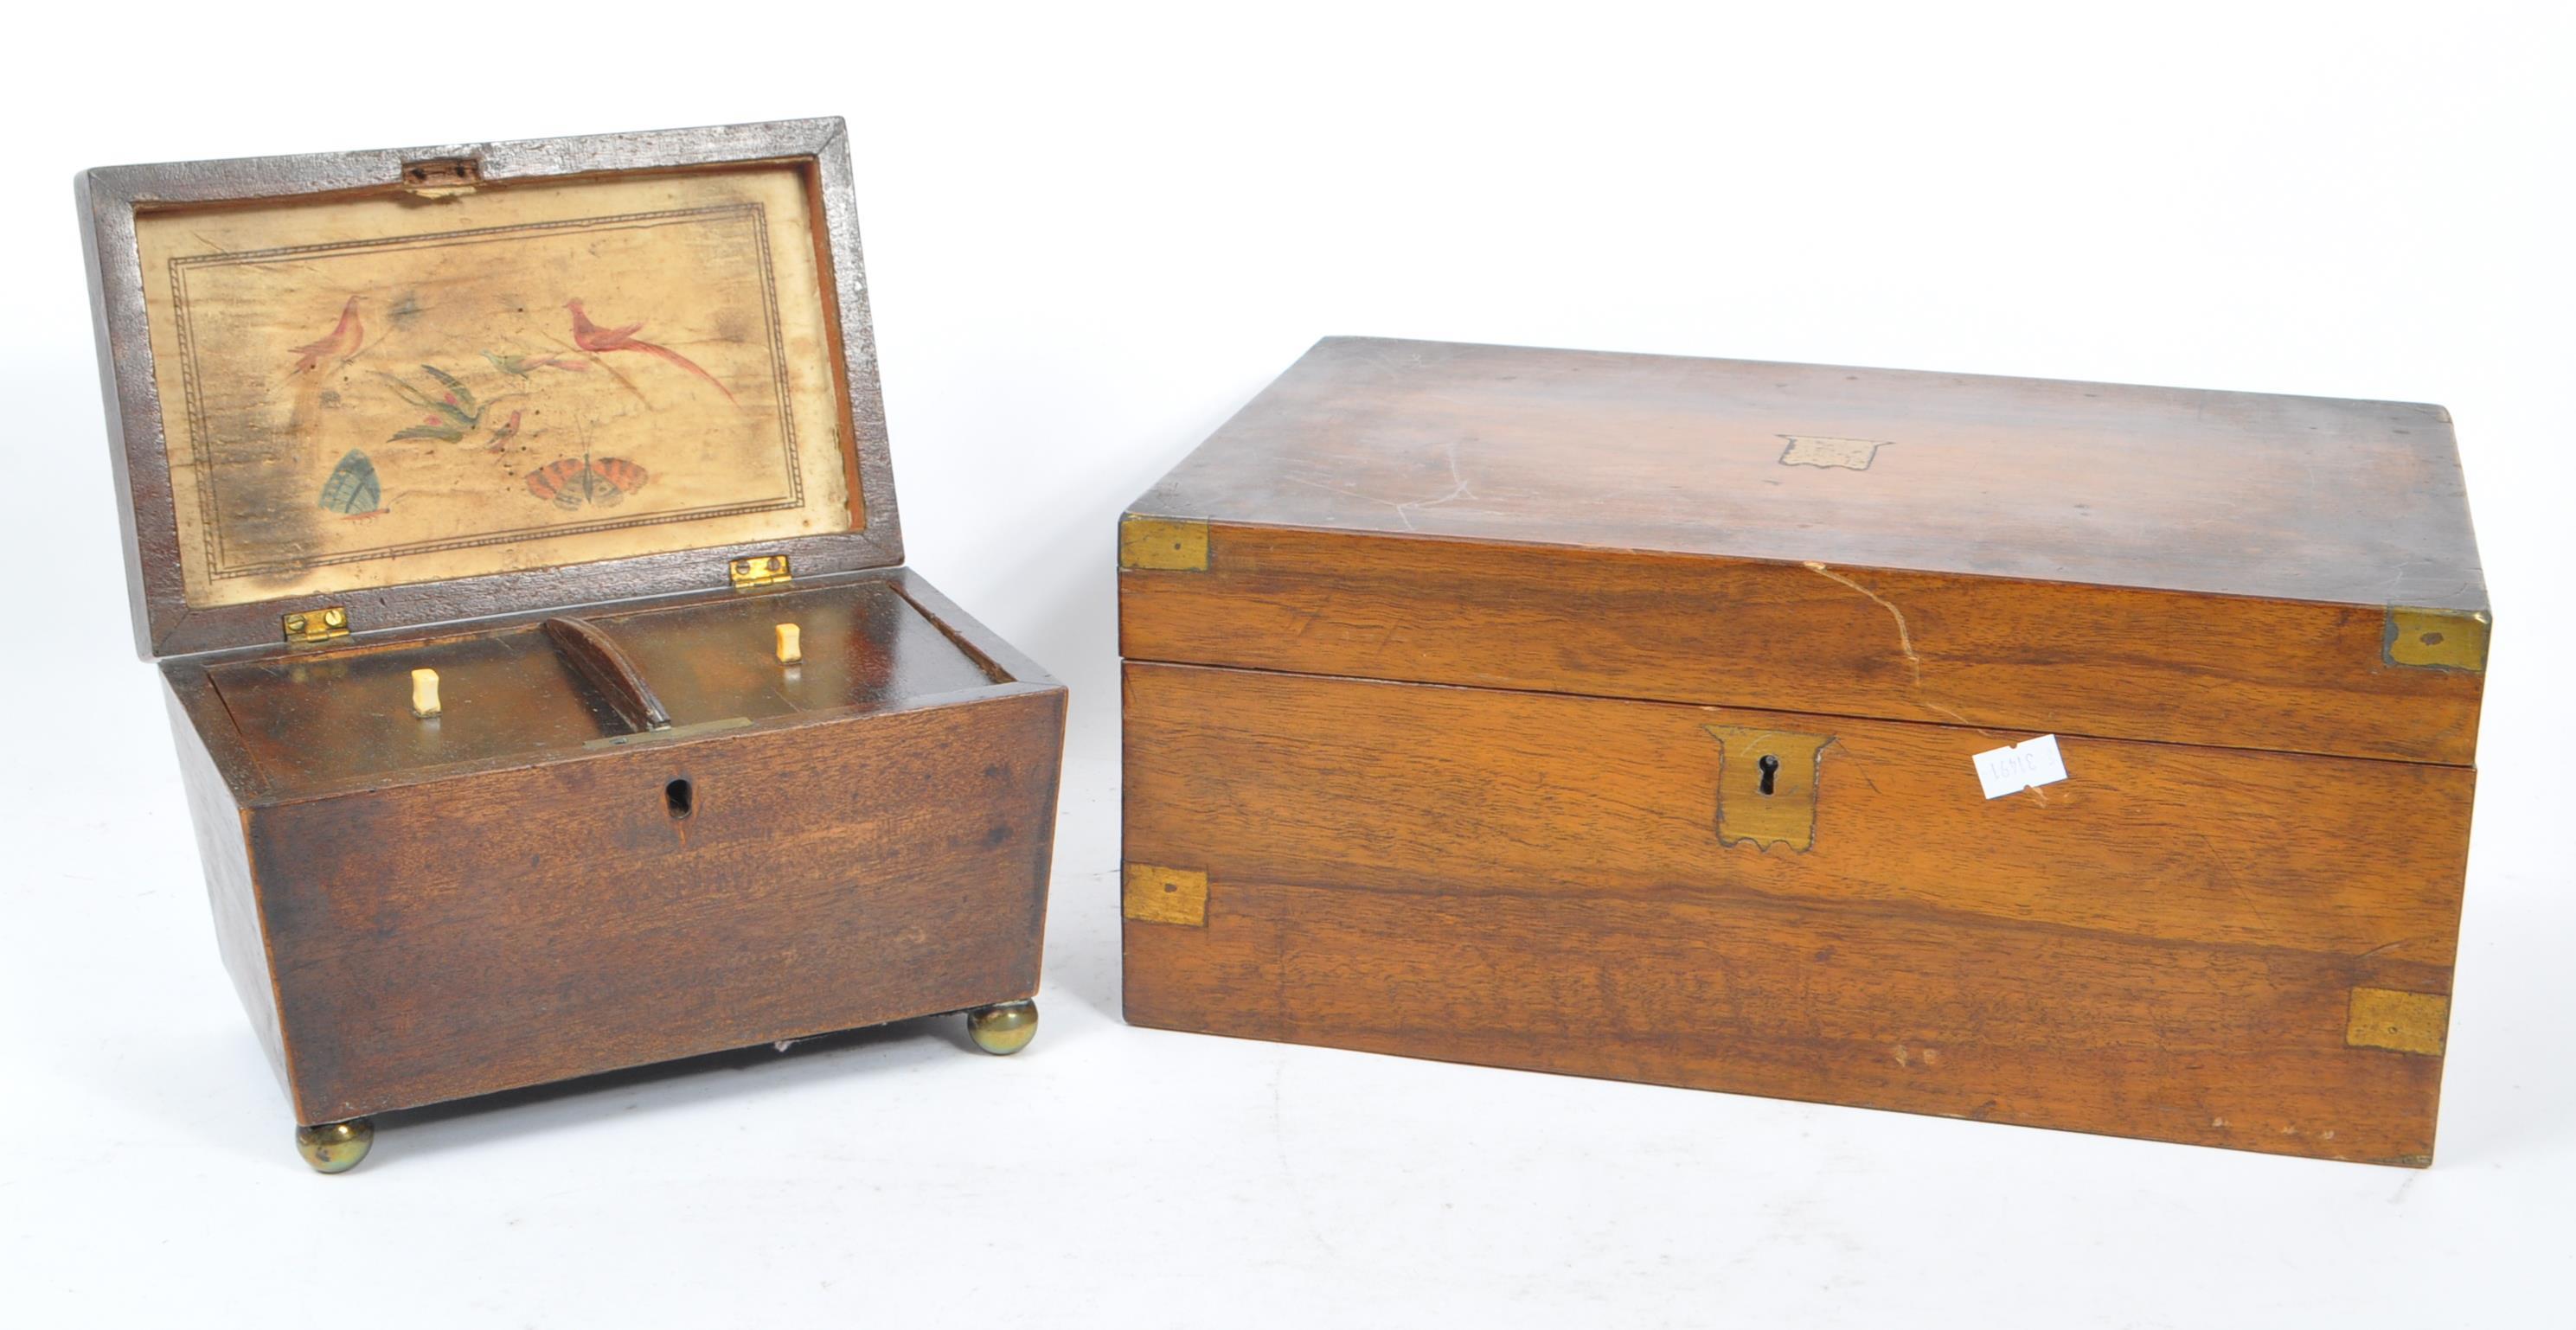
top-left (80, 120), bottom-right (1065, 1173)
top-left (1118, 336), bottom-right (2488, 1166)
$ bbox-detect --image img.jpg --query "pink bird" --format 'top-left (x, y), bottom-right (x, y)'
top-left (565, 299), bottom-right (734, 403)
top-left (289, 297), bottom-right (362, 374)
top-left (484, 409), bottom-right (523, 452)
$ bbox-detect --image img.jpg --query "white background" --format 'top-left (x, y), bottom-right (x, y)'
top-left (4, 3), bottom-right (2569, 1326)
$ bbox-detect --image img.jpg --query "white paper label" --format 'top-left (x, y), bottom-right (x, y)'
top-left (1972, 734), bottom-right (2068, 799)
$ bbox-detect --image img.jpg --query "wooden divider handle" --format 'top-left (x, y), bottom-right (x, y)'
top-left (543, 616), bottom-right (673, 733)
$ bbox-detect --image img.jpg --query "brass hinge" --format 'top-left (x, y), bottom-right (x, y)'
top-left (728, 555), bottom-right (792, 591)
top-left (400, 156), bottom-right (484, 198)
top-left (281, 606), bottom-right (349, 645)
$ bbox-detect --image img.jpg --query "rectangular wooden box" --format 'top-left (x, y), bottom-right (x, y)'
top-left (1118, 336), bottom-right (2487, 1165)
top-left (82, 120), bottom-right (1066, 1167)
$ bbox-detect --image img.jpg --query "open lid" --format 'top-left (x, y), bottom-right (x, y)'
top-left (81, 118), bottom-right (900, 658)
top-left (1120, 337), bottom-right (2490, 766)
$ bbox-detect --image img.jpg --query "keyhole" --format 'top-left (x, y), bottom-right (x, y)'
top-left (1757, 754), bottom-right (1780, 796)
top-left (665, 777), bottom-right (694, 819)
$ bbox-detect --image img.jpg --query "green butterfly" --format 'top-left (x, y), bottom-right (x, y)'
top-left (317, 449), bottom-right (381, 516)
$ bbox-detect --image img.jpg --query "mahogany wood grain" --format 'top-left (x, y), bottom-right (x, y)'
top-left (1120, 524), bottom-right (2483, 766)
top-left (1133, 336), bottom-right (2483, 610)
top-left (163, 675), bottom-right (289, 1099)
top-left (1121, 662), bottom-right (2466, 1164)
top-left (596, 576), bottom-right (997, 726)
top-left (255, 685), bottom-right (1062, 1122)
top-left (1119, 336), bottom-right (2489, 766)
top-left (210, 624), bottom-right (622, 793)
top-left (165, 567), bottom-right (1066, 1124)
top-left (206, 573), bottom-right (1003, 802)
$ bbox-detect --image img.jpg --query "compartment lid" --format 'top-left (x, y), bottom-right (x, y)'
top-left (1118, 336), bottom-right (2489, 765)
top-left (82, 118), bottom-right (901, 658)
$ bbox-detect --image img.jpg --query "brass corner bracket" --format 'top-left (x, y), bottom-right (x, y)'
top-left (1119, 515), bottom-right (1209, 572)
top-left (2384, 607), bottom-right (2489, 672)
top-left (1123, 862), bottom-right (1209, 926)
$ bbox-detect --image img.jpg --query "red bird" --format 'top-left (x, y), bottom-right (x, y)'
top-left (289, 296), bottom-right (362, 374)
top-left (565, 299), bottom-right (734, 403)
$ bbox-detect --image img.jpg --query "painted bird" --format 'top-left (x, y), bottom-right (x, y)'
top-left (565, 299), bottom-right (734, 403)
top-left (289, 296), bottom-right (363, 374)
top-left (484, 408), bottom-right (524, 452)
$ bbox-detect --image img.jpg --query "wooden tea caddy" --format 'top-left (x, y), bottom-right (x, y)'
top-left (80, 119), bottom-right (1066, 1173)
top-left (1120, 336), bottom-right (2488, 1166)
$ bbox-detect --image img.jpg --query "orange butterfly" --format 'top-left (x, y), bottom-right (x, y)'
top-left (525, 456), bottom-right (650, 509)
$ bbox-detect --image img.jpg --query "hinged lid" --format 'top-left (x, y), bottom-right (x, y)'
top-left (81, 118), bottom-right (900, 658)
top-left (1118, 337), bottom-right (2489, 766)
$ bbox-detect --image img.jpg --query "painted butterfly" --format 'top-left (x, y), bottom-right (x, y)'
top-left (525, 456), bottom-right (650, 509)
top-left (317, 449), bottom-right (382, 517)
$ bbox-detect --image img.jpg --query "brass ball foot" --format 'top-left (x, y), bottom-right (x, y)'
top-left (295, 1118), bottom-right (375, 1174)
top-left (964, 1000), bottom-right (1038, 1056)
